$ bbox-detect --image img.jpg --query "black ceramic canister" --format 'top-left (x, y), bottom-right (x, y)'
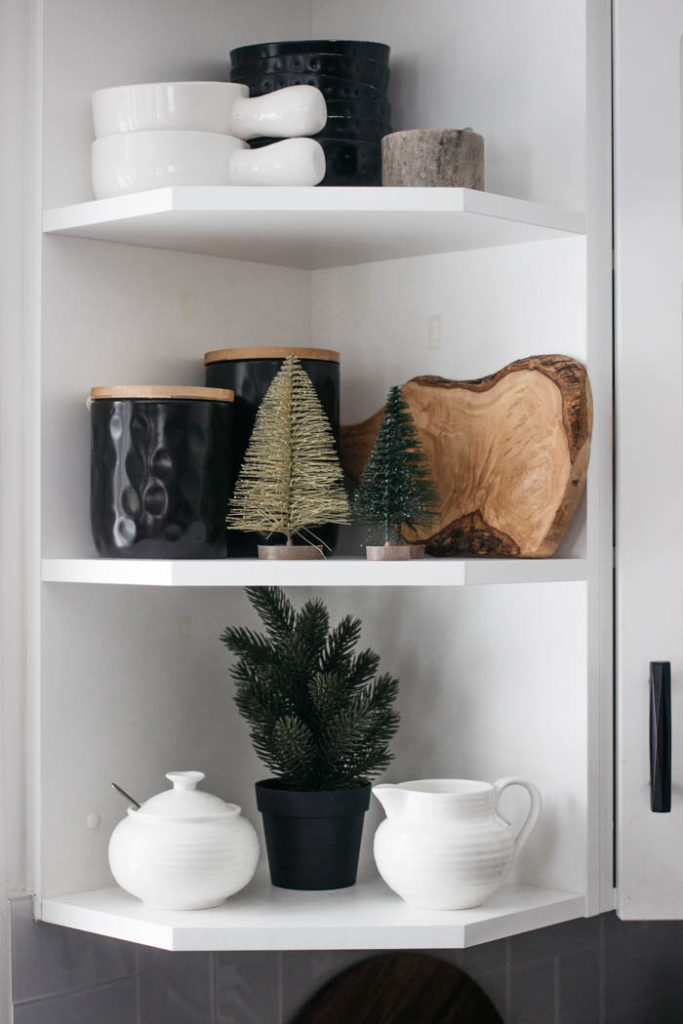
top-left (89, 385), bottom-right (234, 558)
top-left (204, 346), bottom-right (340, 556)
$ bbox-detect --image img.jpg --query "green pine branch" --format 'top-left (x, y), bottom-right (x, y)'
top-left (220, 587), bottom-right (400, 790)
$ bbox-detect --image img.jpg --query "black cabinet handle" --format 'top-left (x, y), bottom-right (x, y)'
top-left (650, 661), bottom-right (671, 812)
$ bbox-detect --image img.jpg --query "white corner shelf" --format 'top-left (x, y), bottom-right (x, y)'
top-left (42, 187), bottom-right (585, 269)
top-left (41, 557), bottom-right (587, 588)
top-left (39, 879), bottom-right (586, 952)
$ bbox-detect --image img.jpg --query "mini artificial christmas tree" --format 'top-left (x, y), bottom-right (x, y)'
top-left (226, 355), bottom-right (350, 558)
top-left (354, 384), bottom-right (438, 559)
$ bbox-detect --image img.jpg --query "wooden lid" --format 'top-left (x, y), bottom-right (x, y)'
top-left (90, 385), bottom-right (234, 402)
top-left (204, 346), bottom-right (340, 365)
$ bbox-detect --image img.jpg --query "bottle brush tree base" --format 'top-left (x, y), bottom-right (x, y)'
top-left (366, 543), bottom-right (426, 561)
top-left (258, 544), bottom-right (324, 560)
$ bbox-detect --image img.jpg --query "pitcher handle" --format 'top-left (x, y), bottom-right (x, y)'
top-left (494, 777), bottom-right (541, 854)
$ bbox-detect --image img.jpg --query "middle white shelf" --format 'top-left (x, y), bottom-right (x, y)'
top-left (41, 557), bottom-right (588, 588)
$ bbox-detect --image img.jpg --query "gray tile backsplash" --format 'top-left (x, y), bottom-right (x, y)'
top-left (215, 951), bottom-right (280, 1024)
top-left (10, 897), bottom-right (137, 1003)
top-left (140, 947), bottom-right (213, 1024)
top-left (11, 898), bottom-right (683, 1024)
top-left (13, 977), bottom-right (140, 1024)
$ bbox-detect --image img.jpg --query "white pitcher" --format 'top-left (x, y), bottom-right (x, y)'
top-left (373, 777), bottom-right (541, 910)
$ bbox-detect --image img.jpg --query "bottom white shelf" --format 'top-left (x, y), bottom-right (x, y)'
top-left (39, 878), bottom-right (586, 951)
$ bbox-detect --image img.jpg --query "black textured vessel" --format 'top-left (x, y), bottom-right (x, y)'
top-left (90, 385), bottom-right (234, 559)
top-left (204, 347), bottom-right (340, 557)
top-left (232, 53), bottom-right (390, 91)
top-left (250, 136), bottom-right (382, 186)
top-left (234, 71), bottom-right (389, 104)
top-left (230, 39), bottom-right (390, 66)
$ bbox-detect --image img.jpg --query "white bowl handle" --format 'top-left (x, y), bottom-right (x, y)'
top-left (494, 777), bottom-right (542, 854)
top-left (229, 138), bottom-right (326, 187)
top-left (229, 85), bottom-right (327, 140)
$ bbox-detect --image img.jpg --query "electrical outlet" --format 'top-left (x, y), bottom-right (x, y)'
top-left (427, 314), bottom-right (442, 350)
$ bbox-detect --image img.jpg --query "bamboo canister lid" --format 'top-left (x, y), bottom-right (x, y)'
top-left (204, 346), bottom-right (340, 365)
top-left (90, 385), bottom-right (234, 403)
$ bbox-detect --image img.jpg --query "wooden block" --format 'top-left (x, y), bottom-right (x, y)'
top-left (340, 355), bottom-right (592, 558)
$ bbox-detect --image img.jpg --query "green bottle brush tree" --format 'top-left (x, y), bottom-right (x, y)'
top-left (354, 385), bottom-right (438, 559)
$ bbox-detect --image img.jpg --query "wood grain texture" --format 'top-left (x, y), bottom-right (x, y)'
top-left (204, 346), bottom-right (340, 364)
top-left (340, 355), bottom-right (592, 558)
top-left (290, 953), bottom-right (502, 1024)
top-left (90, 385), bottom-right (234, 402)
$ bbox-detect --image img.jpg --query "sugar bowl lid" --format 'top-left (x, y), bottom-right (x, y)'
top-left (135, 771), bottom-right (239, 821)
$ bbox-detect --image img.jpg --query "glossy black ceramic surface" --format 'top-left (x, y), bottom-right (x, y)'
top-left (230, 39), bottom-right (390, 66)
top-left (205, 353), bottom-right (340, 556)
top-left (232, 54), bottom-right (390, 91)
top-left (234, 71), bottom-right (390, 105)
top-left (90, 397), bottom-right (233, 558)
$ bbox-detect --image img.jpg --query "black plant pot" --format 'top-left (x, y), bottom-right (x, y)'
top-left (255, 780), bottom-right (371, 890)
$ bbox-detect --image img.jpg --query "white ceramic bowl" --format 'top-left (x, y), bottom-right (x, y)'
top-left (92, 81), bottom-right (327, 140)
top-left (91, 130), bottom-right (246, 198)
top-left (91, 131), bottom-right (326, 197)
top-left (93, 82), bottom-right (249, 137)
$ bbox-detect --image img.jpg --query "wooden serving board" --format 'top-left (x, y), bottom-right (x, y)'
top-left (340, 354), bottom-right (592, 558)
top-left (290, 952), bottom-right (503, 1024)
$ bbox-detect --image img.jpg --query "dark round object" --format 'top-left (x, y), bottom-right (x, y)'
top-left (232, 71), bottom-right (389, 106)
top-left (89, 386), bottom-right (234, 559)
top-left (230, 39), bottom-right (390, 66)
top-left (204, 347), bottom-right (340, 556)
top-left (292, 954), bottom-right (504, 1024)
top-left (255, 779), bottom-right (371, 890)
top-left (232, 53), bottom-right (390, 91)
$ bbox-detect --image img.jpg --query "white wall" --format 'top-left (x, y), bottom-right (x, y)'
top-left (313, 0), bottom-right (586, 210)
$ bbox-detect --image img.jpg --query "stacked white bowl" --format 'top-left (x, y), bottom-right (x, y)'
top-left (91, 81), bottom-right (328, 199)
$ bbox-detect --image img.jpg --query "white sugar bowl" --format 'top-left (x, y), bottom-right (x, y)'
top-left (108, 771), bottom-right (259, 910)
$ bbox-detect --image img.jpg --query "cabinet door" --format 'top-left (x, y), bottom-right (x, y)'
top-left (614, 0), bottom-right (683, 917)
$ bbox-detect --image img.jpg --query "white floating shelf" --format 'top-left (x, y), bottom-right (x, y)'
top-left (39, 880), bottom-right (586, 952)
top-left (41, 557), bottom-right (587, 588)
top-left (43, 187), bottom-right (585, 269)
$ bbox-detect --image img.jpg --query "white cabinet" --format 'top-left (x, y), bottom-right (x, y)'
top-left (614, 0), bottom-right (683, 919)
top-left (25, 0), bottom-right (614, 949)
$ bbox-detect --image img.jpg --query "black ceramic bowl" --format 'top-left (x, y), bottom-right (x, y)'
top-left (232, 53), bottom-right (390, 91)
top-left (251, 136), bottom-right (381, 186)
top-left (230, 39), bottom-right (390, 66)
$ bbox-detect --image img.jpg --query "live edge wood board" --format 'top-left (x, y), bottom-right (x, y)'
top-left (340, 355), bottom-right (592, 558)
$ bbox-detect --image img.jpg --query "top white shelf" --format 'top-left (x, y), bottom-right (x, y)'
top-left (42, 187), bottom-right (585, 269)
